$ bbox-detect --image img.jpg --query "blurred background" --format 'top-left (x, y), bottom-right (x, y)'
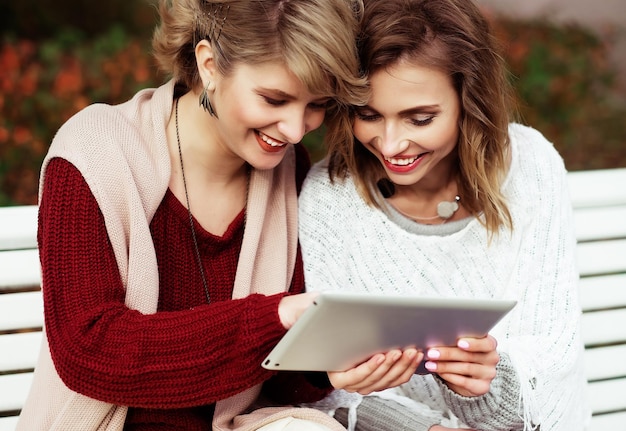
top-left (1, 0), bottom-right (625, 206)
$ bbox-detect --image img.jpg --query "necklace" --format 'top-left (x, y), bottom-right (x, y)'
top-left (175, 98), bottom-right (211, 303)
top-left (174, 99), bottom-right (251, 303)
top-left (394, 195), bottom-right (461, 224)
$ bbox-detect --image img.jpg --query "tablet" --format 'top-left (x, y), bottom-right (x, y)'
top-left (262, 292), bottom-right (516, 372)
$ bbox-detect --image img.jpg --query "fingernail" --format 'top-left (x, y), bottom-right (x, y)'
top-left (458, 339), bottom-right (470, 349)
top-left (393, 351), bottom-right (402, 361)
top-left (425, 361), bottom-right (437, 371)
top-left (427, 349), bottom-right (440, 359)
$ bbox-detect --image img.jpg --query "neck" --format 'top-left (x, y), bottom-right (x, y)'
top-left (386, 161), bottom-right (461, 223)
top-left (171, 92), bottom-right (247, 186)
top-left (396, 163), bottom-right (459, 203)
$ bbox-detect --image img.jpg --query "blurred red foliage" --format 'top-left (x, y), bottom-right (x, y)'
top-left (0, 31), bottom-right (163, 205)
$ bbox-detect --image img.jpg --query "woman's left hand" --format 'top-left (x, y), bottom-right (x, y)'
top-left (328, 348), bottom-right (422, 394)
top-left (423, 335), bottom-right (499, 397)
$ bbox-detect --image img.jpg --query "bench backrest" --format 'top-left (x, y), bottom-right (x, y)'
top-left (0, 205), bottom-right (41, 431)
top-left (1, 168), bottom-right (625, 430)
top-left (569, 168), bottom-right (626, 428)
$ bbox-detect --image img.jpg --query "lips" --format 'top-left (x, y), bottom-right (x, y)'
top-left (383, 152), bottom-right (428, 173)
top-left (256, 130), bottom-right (288, 153)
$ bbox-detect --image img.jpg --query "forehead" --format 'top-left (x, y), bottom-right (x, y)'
top-left (368, 61), bottom-right (457, 108)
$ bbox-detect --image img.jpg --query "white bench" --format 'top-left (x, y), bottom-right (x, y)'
top-left (1, 168), bottom-right (626, 430)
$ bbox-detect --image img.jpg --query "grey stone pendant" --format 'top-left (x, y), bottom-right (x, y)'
top-left (437, 196), bottom-right (460, 219)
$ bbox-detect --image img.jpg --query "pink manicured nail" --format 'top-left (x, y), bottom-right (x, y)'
top-left (425, 361), bottom-right (437, 371)
top-left (458, 340), bottom-right (470, 349)
top-left (427, 349), bottom-right (440, 359)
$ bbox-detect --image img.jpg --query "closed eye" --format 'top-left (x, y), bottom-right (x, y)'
top-left (308, 99), bottom-right (332, 110)
top-left (410, 116), bottom-right (435, 126)
top-left (263, 96), bottom-right (286, 107)
top-left (354, 108), bottom-right (380, 122)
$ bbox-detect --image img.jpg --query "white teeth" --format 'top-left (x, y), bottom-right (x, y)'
top-left (384, 156), bottom-right (418, 166)
top-left (258, 131), bottom-right (286, 147)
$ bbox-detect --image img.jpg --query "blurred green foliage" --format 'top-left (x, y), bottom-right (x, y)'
top-left (493, 18), bottom-right (626, 171)
top-left (0, 2), bottom-right (625, 205)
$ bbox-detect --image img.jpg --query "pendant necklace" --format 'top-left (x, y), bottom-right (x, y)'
top-left (394, 195), bottom-right (461, 224)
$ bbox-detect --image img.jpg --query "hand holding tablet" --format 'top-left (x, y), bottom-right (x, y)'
top-left (262, 292), bottom-right (516, 372)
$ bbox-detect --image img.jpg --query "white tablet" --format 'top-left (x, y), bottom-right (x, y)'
top-left (262, 292), bottom-right (516, 372)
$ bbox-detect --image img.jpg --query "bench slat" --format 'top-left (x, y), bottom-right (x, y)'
top-left (0, 416), bottom-right (19, 431)
top-left (581, 308), bottom-right (626, 346)
top-left (0, 332), bottom-right (42, 372)
top-left (0, 373), bottom-right (33, 413)
top-left (0, 249), bottom-right (41, 291)
top-left (574, 206), bottom-right (626, 242)
top-left (579, 273), bottom-right (626, 311)
top-left (568, 168), bottom-right (626, 208)
top-left (576, 239), bottom-right (626, 277)
top-left (584, 344), bottom-right (626, 381)
top-left (0, 291), bottom-right (43, 332)
top-left (0, 205), bottom-right (38, 251)
top-left (588, 411), bottom-right (626, 431)
top-left (588, 378), bottom-right (626, 414)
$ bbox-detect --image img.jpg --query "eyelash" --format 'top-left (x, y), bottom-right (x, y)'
top-left (262, 97), bottom-right (329, 110)
top-left (309, 101), bottom-right (330, 110)
top-left (354, 111), bottom-right (380, 122)
top-left (355, 111), bottom-right (435, 126)
top-left (411, 117), bottom-right (435, 126)
top-left (263, 97), bottom-right (285, 107)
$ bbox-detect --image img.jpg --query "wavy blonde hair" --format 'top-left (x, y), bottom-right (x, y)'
top-left (328, 0), bottom-right (516, 234)
top-left (152, 0), bottom-right (368, 146)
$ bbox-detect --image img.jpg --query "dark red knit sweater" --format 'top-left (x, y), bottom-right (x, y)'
top-left (37, 145), bottom-right (331, 430)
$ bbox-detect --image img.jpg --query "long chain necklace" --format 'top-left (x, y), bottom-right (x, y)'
top-left (175, 98), bottom-right (211, 303)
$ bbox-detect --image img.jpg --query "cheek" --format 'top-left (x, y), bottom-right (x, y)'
top-left (306, 111), bottom-right (325, 133)
top-left (353, 120), bottom-right (373, 144)
top-left (439, 124), bottom-right (460, 152)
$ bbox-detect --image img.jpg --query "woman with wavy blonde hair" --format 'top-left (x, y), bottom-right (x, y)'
top-left (14, 1), bottom-right (420, 430)
top-left (299, 0), bottom-right (589, 429)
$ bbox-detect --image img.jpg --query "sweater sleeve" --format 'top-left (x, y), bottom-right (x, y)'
top-left (38, 157), bottom-right (317, 409)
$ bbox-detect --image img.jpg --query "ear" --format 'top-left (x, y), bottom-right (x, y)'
top-left (195, 39), bottom-right (217, 90)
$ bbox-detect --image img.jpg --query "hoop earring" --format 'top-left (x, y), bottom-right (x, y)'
top-left (199, 81), bottom-right (218, 118)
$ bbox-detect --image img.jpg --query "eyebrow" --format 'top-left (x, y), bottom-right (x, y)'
top-left (259, 88), bottom-right (296, 100)
top-left (258, 88), bottom-right (331, 102)
top-left (398, 105), bottom-right (441, 115)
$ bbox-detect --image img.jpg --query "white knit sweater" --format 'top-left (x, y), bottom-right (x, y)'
top-left (299, 123), bottom-right (590, 430)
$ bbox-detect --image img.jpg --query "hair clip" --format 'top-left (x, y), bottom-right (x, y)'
top-left (206, 3), bottom-right (230, 43)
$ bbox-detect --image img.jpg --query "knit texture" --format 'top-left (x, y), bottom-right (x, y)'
top-left (333, 396), bottom-right (441, 431)
top-left (17, 80), bottom-right (343, 431)
top-left (299, 123), bottom-right (590, 431)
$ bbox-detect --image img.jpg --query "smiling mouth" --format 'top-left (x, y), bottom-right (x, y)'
top-left (257, 131), bottom-right (287, 148)
top-left (384, 154), bottom-right (423, 166)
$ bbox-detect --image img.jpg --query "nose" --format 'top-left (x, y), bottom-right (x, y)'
top-left (378, 121), bottom-right (408, 156)
top-left (277, 107), bottom-right (323, 144)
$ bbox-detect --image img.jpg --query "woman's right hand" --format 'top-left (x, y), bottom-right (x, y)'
top-left (327, 348), bottom-right (422, 394)
top-left (277, 292), bottom-right (319, 329)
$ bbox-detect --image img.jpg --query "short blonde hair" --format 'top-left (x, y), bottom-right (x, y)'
top-left (152, 0), bottom-right (368, 141)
